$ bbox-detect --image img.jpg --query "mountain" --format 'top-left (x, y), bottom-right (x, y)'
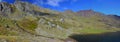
top-left (76, 9), bottom-right (120, 28)
top-left (76, 9), bottom-right (104, 17)
top-left (0, 1), bottom-right (120, 42)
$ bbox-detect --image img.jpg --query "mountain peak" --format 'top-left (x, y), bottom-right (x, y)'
top-left (64, 10), bottom-right (75, 14)
top-left (78, 9), bottom-right (94, 12)
top-left (76, 9), bottom-right (103, 17)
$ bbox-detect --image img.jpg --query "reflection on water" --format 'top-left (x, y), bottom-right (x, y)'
top-left (69, 31), bottom-right (120, 42)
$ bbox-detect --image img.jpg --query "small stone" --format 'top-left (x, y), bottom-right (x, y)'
top-left (57, 25), bottom-right (63, 30)
top-left (51, 24), bottom-right (56, 27)
top-left (60, 18), bottom-right (64, 22)
top-left (39, 18), bottom-right (46, 24)
top-left (5, 24), bottom-right (10, 28)
top-left (48, 22), bottom-right (51, 25)
top-left (0, 39), bottom-right (8, 42)
top-left (47, 22), bottom-right (56, 28)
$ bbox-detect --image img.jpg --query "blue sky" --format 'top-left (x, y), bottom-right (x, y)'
top-left (1, 0), bottom-right (120, 15)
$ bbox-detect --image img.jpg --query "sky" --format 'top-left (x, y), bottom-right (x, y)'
top-left (1, 0), bottom-right (120, 16)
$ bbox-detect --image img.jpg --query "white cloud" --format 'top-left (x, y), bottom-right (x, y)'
top-left (33, 0), bottom-right (64, 7)
top-left (46, 0), bottom-right (64, 7)
top-left (33, 0), bottom-right (78, 7)
top-left (33, 0), bottom-right (44, 5)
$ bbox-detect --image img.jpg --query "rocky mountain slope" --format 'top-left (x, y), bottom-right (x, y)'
top-left (0, 1), bottom-right (120, 42)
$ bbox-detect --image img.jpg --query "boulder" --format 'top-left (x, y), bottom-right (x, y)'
top-left (0, 2), bottom-right (13, 16)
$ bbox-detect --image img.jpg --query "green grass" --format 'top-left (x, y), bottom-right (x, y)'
top-left (0, 16), bottom-right (18, 36)
top-left (35, 15), bottom-right (120, 39)
top-left (17, 18), bottom-right (38, 33)
top-left (0, 35), bottom-right (29, 42)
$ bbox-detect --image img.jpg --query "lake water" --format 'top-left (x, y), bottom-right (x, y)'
top-left (69, 31), bottom-right (120, 42)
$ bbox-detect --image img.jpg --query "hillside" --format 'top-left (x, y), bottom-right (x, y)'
top-left (0, 1), bottom-right (120, 42)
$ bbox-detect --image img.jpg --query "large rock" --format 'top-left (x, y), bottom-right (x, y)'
top-left (14, 1), bottom-right (34, 12)
top-left (0, 2), bottom-right (13, 16)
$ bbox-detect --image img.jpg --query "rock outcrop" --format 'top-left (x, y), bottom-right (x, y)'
top-left (0, 2), bottom-right (14, 16)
